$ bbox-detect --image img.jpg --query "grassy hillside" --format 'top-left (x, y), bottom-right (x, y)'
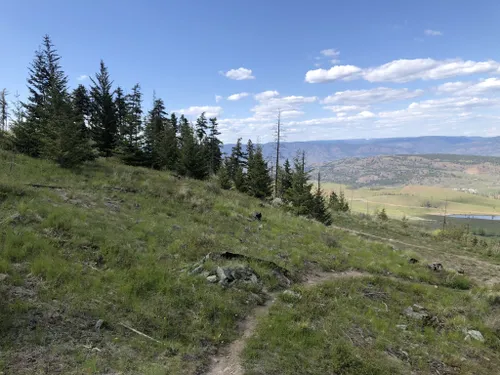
top-left (317, 154), bottom-right (500, 192)
top-left (1, 150), bottom-right (499, 374)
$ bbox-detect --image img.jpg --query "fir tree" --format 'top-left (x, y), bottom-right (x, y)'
top-left (328, 190), bottom-right (340, 209)
top-left (228, 138), bottom-right (247, 179)
top-left (247, 145), bottom-right (272, 199)
top-left (195, 112), bottom-right (208, 141)
top-left (178, 115), bottom-right (207, 179)
top-left (280, 158), bottom-right (293, 198)
top-left (89, 60), bottom-right (117, 156)
top-left (71, 85), bottom-right (90, 133)
top-left (285, 151), bottom-right (314, 216)
top-left (170, 113), bottom-right (178, 134)
top-left (337, 190), bottom-right (350, 212)
top-left (207, 117), bottom-right (222, 175)
top-left (311, 172), bottom-right (332, 225)
top-left (114, 86), bottom-right (128, 141)
top-left (233, 165), bottom-right (247, 193)
top-left (246, 139), bottom-right (255, 163)
top-left (124, 83), bottom-right (143, 148)
top-left (0, 89), bottom-right (7, 131)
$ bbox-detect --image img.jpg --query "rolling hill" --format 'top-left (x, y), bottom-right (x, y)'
top-left (223, 136), bottom-right (500, 165)
top-left (315, 154), bottom-right (500, 190)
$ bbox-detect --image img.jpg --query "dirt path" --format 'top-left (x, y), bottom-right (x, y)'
top-left (205, 271), bottom-right (367, 375)
top-left (331, 225), bottom-right (500, 286)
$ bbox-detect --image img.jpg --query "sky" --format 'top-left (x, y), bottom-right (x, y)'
top-left (2, 0), bottom-right (500, 143)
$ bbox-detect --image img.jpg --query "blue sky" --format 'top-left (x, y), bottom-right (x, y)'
top-left (2, 0), bottom-right (500, 143)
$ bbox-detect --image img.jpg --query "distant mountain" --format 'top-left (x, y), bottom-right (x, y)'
top-left (314, 154), bottom-right (500, 189)
top-left (222, 136), bottom-right (500, 165)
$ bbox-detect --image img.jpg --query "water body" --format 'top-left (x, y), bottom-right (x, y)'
top-left (448, 214), bottom-right (500, 221)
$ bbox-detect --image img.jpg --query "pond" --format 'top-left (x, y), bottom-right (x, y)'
top-left (448, 214), bottom-right (500, 221)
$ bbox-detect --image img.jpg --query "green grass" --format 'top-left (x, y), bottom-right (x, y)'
top-left (244, 277), bottom-right (500, 375)
top-left (0, 149), bottom-right (499, 374)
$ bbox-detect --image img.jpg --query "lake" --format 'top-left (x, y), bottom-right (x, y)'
top-left (448, 214), bottom-right (500, 221)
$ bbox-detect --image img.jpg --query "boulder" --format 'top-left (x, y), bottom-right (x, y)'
top-left (465, 330), bottom-right (484, 342)
top-left (206, 275), bottom-right (218, 283)
top-left (403, 306), bottom-right (428, 320)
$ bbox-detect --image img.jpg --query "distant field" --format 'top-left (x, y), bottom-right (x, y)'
top-left (320, 183), bottom-right (500, 221)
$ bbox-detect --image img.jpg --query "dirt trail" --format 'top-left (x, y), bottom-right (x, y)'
top-left (331, 225), bottom-right (500, 286)
top-left (205, 270), bottom-right (367, 375)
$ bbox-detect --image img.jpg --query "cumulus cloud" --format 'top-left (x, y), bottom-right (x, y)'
top-left (305, 65), bottom-right (363, 83)
top-left (254, 90), bottom-right (280, 101)
top-left (425, 29), bottom-right (443, 36)
top-left (322, 87), bottom-right (423, 106)
top-left (77, 74), bottom-right (89, 81)
top-left (320, 48), bottom-right (340, 57)
top-left (215, 95), bottom-right (223, 103)
top-left (173, 106), bottom-right (223, 118)
top-left (227, 92), bottom-right (249, 101)
top-left (436, 78), bottom-right (500, 96)
top-left (305, 58), bottom-right (500, 83)
top-left (222, 67), bottom-right (255, 80)
top-left (252, 95), bottom-right (317, 118)
top-left (324, 105), bottom-right (369, 113)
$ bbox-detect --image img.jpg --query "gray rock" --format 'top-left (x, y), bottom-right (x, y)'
top-left (413, 304), bottom-right (425, 311)
top-left (206, 275), bottom-right (218, 283)
top-left (95, 319), bottom-right (104, 331)
top-left (403, 306), bottom-right (428, 320)
top-left (271, 197), bottom-right (283, 207)
top-left (396, 324), bottom-right (408, 330)
top-left (216, 267), bottom-right (228, 283)
top-left (190, 265), bottom-right (204, 275)
top-left (465, 330), bottom-right (484, 342)
top-left (0, 274), bottom-right (8, 282)
top-left (283, 290), bottom-right (302, 300)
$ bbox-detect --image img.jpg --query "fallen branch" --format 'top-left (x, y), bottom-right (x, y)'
top-left (27, 183), bottom-right (65, 189)
top-left (118, 322), bottom-right (162, 344)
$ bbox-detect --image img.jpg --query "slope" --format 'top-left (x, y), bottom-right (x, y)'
top-left (0, 150), bottom-right (499, 374)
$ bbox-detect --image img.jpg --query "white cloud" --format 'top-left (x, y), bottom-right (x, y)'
top-left (436, 78), bottom-right (500, 96)
top-left (173, 106), bottom-right (223, 118)
top-left (320, 48), bottom-right (340, 57)
top-left (252, 95), bottom-right (317, 118)
top-left (305, 65), bottom-right (363, 83)
top-left (330, 59), bottom-right (341, 64)
top-left (77, 74), bottom-right (88, 81)
top-left (425, 29), bottom-right (443, 36)
top-left (227, 92), bottom-right (249, 101)
top-left (305, 58), bottom-right (500, 83)
top-left (322, 87), bottom-right (423, 106)
top-left (324, 105), bottom-right (369, 113)
top-left (254, 90), bottom-right (280, 101)
top-left (215, 95), bottom-right (223, 103)
top-left (222, 67), bottom-right (255, 80)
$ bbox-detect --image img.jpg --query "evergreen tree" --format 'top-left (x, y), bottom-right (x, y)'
top-left (285, 151), bottom-right (314, 216)
top-left (217, 160), bottom-right (232, 190)
top-left (311, 173), bottom-right (332, 225)
top-left (170, 113), bottom-right (178, 134)
top-left (378, 208), bottom-right (389, 221)
top-left (337, 190), bottom-right (350, 212)
top-left (195, 112), bottom-right (208, 141)
top-left (114, 86), bottom-right (128, 141)
top-left (280, 158), bottom-right (293, 198)
top-left (178, 115), bottom-right (207, 179)
top-left (228, 137), bottom-right (247, 179)
top-left (246, 139), bottom-right (255, 163)
top-left (89, 60), bottom-right (117, 156)
top-left (328, 190), bottom-right (340, 209)
top-left (247, 145), bottom-right (272, 199)
top-left (233, 165), bottom-right (247, 193)
top-left (207, 117), bottom-right (223, 175)
top-left (124, 83), bottom-right (143, 148)
top-left (71, 85), bottom-right (90, 132)
top-left (13, 46), bottom-right (49, 156)
top-left (0, 89), bottom-right (7, 131)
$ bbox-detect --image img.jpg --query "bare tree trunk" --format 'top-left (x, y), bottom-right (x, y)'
top-left (274, 110), bottom-right (281, 197)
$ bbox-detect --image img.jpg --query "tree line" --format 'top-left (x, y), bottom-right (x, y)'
top-left (0, 35), bottom-right (348, 226)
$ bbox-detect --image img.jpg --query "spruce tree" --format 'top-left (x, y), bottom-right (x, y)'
top-left (89, 60), bottom-right (117, 156)
top-left (13, 46), bottom-right (48, 156)
top-left (228, 138), bottom-right (247, 179)
top-left (328, 190), bottom-right (340, 210)
top-left (72, 85), bottom-right (90, 132)
top-left (0, 89), bottom-right (7, 131)
top-left (170, 113), bottom-right (178, 134)
top-left (195, 112), bottom-right (208, 141)
top-left (119, 84), bottom-right (143, 164)
top-left (207, 117), bottom-right (222, 175)
top-left (114, 86), bottom-right (128, 141)
top-left (285, 151), bottom-right (314, 216)
top-left (311, 173), bottom-right (332, 225)
top-left (247, 145), bottom-right (272, 199)
top-left (178, 115), bottom-right (207, 179)
top-left (280, 158), bottom-right (293, 198)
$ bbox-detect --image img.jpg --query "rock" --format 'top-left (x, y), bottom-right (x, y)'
top-left (216, 267), bottom-right (228, 283)
top-left (465, 330), bottom-right (484, 342)
top-left (206, 275), bottom-right (218, 283)
top-left (172, 225), bottom-right (182, 231)
top-left (413, 304), bottom-right (425, 311)
top-left (249, 274), bottom-right (259, 284)
top-left (457, 268), bottom-right (465, 274)
top-left (408, 258), bottom-right (419, 264)
top-left (0, 274), bottom-right (8, 282)
top-left (282, 290), bottom-right (302, 300)
top-left (190, 265), bottom-right (204, 275)
top-left (428, 263), bottom-right (443, 272)
top-left (396, 324), bottom-right (408, 330)
top-left (271, 197), bottom-right (283, 207)
top-left (95, 319), bottom-right (104, 331)
top-left (403, 306), bottom-right (428, 320)
top-left (254, 212), bottom-right (262, 221)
